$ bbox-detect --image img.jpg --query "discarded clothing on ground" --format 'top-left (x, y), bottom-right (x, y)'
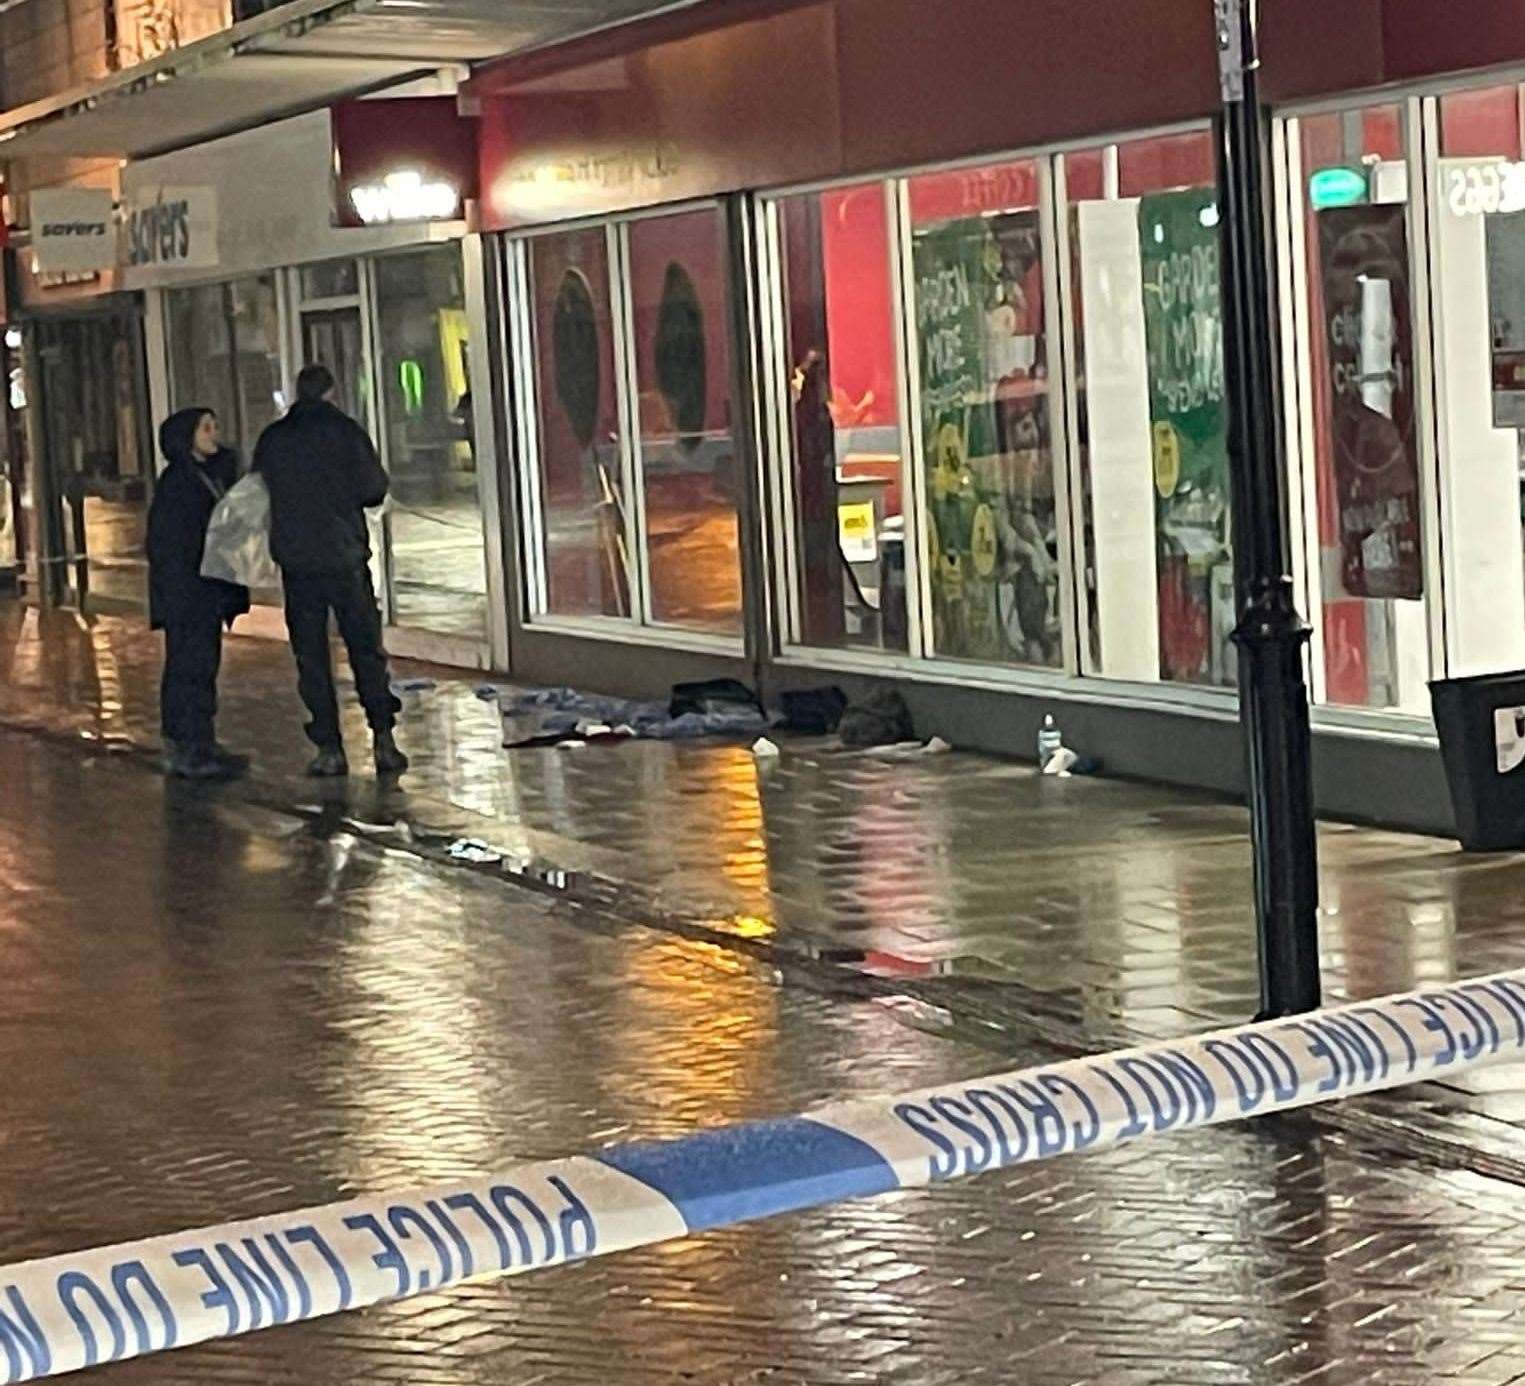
top-left (838, 690), bottom-right (916, 748)
top-left (501, 686), bottom-right (769, 748)
top-left (669, 678), bottom-right (764, 719)
top-left (778, 686), bottom-right (849, 735)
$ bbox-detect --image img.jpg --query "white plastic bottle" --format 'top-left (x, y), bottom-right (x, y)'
top-left (1036, 714), bottom-right (1063, 768)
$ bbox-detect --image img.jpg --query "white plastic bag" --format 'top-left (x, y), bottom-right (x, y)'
top-left (201, 473), bottom-right (279, 589)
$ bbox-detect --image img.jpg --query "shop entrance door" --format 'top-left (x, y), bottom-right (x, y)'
top-left (31, 311), bottom-right (153, 612)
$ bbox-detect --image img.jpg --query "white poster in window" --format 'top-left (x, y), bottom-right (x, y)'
top-left (31, 188), bottom-right (114, 273)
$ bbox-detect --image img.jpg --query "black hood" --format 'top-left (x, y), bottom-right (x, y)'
top-left (159, 407), bottom-right (213, 465)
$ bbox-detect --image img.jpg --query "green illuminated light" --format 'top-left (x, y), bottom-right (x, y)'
top-left (399, 359), bottom-right (424, 414)
top-left (1309, 166), bottom-right (1368, 210)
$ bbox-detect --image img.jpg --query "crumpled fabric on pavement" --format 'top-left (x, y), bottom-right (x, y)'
top-left (501, 686), bottom-right (770, 747)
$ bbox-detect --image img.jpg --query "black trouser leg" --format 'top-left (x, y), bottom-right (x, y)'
top-left (330, 565), bottom-right (400, 734)
top-left (283, 572), bottom-right (342, 748)
top-left (160, 609), bottom-right (224, 748)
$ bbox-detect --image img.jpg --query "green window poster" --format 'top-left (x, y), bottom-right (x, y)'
top-left (912, 213), bottom-right (1059, 667)
top-left (1138, 187), bottom-right (1234, 685)
top-left (1139, 187), bottom-right (1227, 500)
top-left (913, 217), bottom-right (999, 660)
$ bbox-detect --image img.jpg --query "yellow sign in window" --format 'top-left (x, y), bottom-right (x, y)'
top-left (838, 501), bottom-right (878, 563)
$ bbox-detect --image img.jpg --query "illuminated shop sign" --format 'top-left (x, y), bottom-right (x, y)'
top-left (349, 171), bottom-right (461, 225)
top-left (1308, 166), bottom-right (1368, 210)
top-left (330, 97), bottom-right (477, 229)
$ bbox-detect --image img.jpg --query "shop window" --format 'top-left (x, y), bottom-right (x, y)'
top-left (907, 158), bottom-right (1062, 668)
top-left (1065, 131), bottom-right (1234, 687)
top-left (1293, 104), bottom-right (1427, 711)
top-left (523, 227), bottom-right (629, 621)
top-left (1427, 85), bottom-right (1525, 683)
top-left (775, 183), bottom-right (907, 652)
top-left (373, 247), bottom-right (487, 640)
top-left (167, 285), bottom-right (239, 440)
top-left (167, 274), bottom-right (283, 608)
top-left (625, 207), bottom-right (744, 635)
top-left (518, 207), bottom-right (746, 640)
top-left (166, 274), bottom-right (281, 461)
top-left (299, 259), bottom-right (359, 300)
top-left (33, 314), bottom-right (152, 610)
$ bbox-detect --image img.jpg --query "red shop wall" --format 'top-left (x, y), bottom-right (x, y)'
top-left (819, 185), bottom-right (896, 432)
top-left (472, 0), bottom-right (1219, 231)
top-left (1262, 0), bottom-right (1525, 103)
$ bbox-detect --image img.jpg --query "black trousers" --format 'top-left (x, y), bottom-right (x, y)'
top-left (160, 607), bottom-right (224, 748)
top-left (283, 566), bottom-right (400, 748)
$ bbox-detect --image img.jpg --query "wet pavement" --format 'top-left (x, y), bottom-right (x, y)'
top-left (10, 711), bottom-right (1525, 1383)
top-left (10, 602), bottom-right (1525, 1378)
top-left (5, 604), bottom-right (1525, 1141)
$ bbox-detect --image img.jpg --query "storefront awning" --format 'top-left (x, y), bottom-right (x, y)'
top-left (0, 0), bottom-right (703, 161)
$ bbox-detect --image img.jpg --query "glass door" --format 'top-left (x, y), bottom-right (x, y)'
top-left (292, 259), bottom-right (388, 615)
top-left (32, 311), bottom-right (153, 613)
top-left (370, 246), bottom-right (488, 648)
top-left (301, 308), bottom-right (367, 419)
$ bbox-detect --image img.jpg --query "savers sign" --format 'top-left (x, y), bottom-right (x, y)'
top-left (123, 186), bottom-right (218, 271)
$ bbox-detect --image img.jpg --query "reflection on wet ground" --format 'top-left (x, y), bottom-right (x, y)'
top-left (8, 727), bottom-right (1525, 1383)
top-left (4, 604), bottom-right (1525, 1161)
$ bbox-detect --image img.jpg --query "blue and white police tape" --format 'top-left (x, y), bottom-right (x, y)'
top-left (5, 967), bottom-right (1525, 1382)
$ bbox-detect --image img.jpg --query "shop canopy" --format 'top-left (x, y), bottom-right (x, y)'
top-left (0, 0), bottom-right (700, 161)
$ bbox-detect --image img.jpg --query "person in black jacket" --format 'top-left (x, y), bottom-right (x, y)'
top-left (146, 407), bottom-right (251, 780)
top-left (254, 364), bottom-right (407, 778)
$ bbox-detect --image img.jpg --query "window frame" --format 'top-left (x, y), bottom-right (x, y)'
top-left (505, 198), bottom-right (748, 654)
top-left (163, 271), bottom-right (288, 459)
top-left (1272, 95), bottom-right (1447, 734)
top-left (754, 121), bottom-right (1237, 711)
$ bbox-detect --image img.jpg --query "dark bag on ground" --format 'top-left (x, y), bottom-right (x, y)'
top-left (838, 690), bottom-right (915, 748)
top-left (778, 686), bottom-right (849, 735)
top-left (669, 678), bottom-right (762, 718)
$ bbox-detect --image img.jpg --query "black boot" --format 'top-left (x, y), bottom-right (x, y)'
top-left (209, 743), bottom-right (251, 777)
top-left (306, 745), bottom-right (350, 778)
top-left (374, 730), bottom-right (409, 776)
top-left (166, 741), bottom-right (232, 781)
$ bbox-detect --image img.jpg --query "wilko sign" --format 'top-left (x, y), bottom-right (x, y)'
top-left (348, 171), bottom-right (459, 226)
top-left (30, 188), bottom-right (113, 274)
top-left (330, 97), bottom-right (476, 229)
top-left (123, 186), bottom-right (217, 270)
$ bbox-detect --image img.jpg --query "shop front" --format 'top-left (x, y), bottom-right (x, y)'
top-left (9, 175), bottom-right (157, 614)
top-left (467, 0), bottom-right (1275, 803)
top-left (120, 97), bottom-right (505, 669)
top-left (459, 0), bottom-right (1525, 834)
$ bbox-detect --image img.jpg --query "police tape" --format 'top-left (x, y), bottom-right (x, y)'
top-left (5, 968), bottom-right (1525, 1382)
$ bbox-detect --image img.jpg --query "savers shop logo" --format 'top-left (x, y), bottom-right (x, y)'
top-left (40, 221), bottom-right (106, 236)
top-left (126, 192), bottom-right (194, 267)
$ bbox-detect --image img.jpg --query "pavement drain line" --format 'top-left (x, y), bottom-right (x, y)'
top-left (2, 970), bottom-right (1525, 1382)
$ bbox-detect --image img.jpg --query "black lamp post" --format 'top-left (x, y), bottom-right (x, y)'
top-left (1213, 0), bottom-right (1322, 1017)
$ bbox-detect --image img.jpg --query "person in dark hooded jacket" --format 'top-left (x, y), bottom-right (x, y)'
top-left (145, 407), bottom-right (251, 779)
top-left (253, 364), bottom-right (407, 778)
